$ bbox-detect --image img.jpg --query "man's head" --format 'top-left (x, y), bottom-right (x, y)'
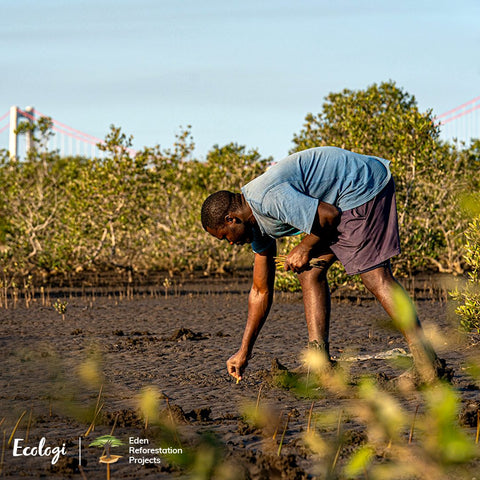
top-left (201, 190), bottom-right (254, 246)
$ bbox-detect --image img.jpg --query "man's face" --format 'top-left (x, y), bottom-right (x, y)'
top-left (207, 218), bottom-right (253, 246)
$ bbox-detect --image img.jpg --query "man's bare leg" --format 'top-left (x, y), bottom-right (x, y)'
top-left (360, 261), bottom-right (449, 382)
top-left (297, 253), bottom-right (337, 359)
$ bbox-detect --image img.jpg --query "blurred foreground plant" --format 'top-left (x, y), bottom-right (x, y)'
top-left (137, 386), bottom-right (243, 479)
top-left (450, 199), bottom-right (480, 331)
top-left (297, 346), bottom-right (480, 480)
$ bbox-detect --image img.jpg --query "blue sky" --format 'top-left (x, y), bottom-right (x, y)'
top-left (1, 0), bottom-right (479, 160)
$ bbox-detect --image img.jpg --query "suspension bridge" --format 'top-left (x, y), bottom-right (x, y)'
top-left (0, 97), bottom-right (479, 159)
top-left (435, 95), bottom-right (480, 144)
top-left (0, 106), bottom-right (137, 159)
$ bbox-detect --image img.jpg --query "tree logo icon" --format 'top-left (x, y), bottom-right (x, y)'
top-left (89, 435), bottom-right (124, 479)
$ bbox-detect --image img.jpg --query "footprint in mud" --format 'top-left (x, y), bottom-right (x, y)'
top-left (237, 418), bottom-right (262, 436)
top-left (338, 429), bottom-right (368, 458)
top-left (459, 401), bottom-right (480, 427)
top-left (185, 407), bottom-right (212, 422)
top-left (237, 450), bottom-right (307, 480)
top-left (161, 403), bottom-right (190, 424)
top-left (102, 409), bottom-right (144, 428)
top-left (251, 358), bottom-right (305, 390)
top-left (109, 330), bottom-right (161, 351)
top-left (167, 327), bottom-right (209, 341)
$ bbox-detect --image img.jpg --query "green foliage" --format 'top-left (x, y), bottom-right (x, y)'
top-left (0, 122), bottom-right (271, 278)
top-left (280, 340), bottom-right (480, 478)
top-left (291, 81), bottom-right (480, 277)
top-left (422, 383), bottom-right (475, 465)
top-left (270, 368), bottom-right (321, 398)
top-left (16, 115), bottom-right (54, 155)
top-left (141, 141), bottom-right (271, 274)
top-left (451, 212), bottom-right (480, 332)
top-left (64, 126), bottom-right (153, 272)
top-left (1, 82), bottom-right (479, 290)
top-left (391, 284), bottom-right (417, 331)
top-left (344, 445), bottom-right (374, 478)
top-left (0, 148), bottom-right (78, 274)
top-left (274, 271), bottom-right (301, 292)
top-left (292, 80), bottom-right (438, 159)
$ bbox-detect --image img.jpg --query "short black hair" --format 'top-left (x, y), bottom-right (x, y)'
top-left (201, 190), bottom-right (241, 231)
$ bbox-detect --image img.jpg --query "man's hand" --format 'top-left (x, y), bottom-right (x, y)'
top-left (285, 200), bottom-right (340, 273)
top-left (284, 243), bottom-right (311, 273)
top-left (227, 350), bottom-right (249, 381)
top-left (227, 243), bottom-right (276, 384)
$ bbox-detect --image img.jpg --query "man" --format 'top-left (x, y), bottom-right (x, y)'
top-left (201, 146), bottom-right (449, 384)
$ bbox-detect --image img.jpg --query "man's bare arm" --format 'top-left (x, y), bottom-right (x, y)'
top-left (285, 201), bottom-right (340, 272)
top-left (226, 241), bottom-right (276, 380)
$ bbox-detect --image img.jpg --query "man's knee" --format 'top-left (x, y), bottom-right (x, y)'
top-left (297, 255), bottom-right (335, 287)
top-left (360, 263), bottom-right (395, 293)
top-left (298, 268), bottom-right (327, 288)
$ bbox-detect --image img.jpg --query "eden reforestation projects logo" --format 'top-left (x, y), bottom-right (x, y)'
top-left (89, 434), bottom-right (183, 478)
top-left (89, 435), bottom-right (124, 478)
top-left (127, 436), bottom-right (183, 466)
top-left (8, 431), bottom-right (182, 477)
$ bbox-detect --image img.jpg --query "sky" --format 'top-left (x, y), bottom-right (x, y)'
top-left (1, 0), bottom-right (479, 161)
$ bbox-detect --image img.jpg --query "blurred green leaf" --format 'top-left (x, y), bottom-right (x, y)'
top-left (344, 445), bottom-right (374, 478)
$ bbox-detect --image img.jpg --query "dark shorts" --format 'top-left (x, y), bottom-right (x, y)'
top-left (329, 177), bottom-right (401, 275)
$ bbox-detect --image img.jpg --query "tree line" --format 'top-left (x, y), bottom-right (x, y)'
top-left (1, 81), bottom-right (479, 290)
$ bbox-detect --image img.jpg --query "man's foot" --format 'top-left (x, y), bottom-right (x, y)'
top-left (389, 358), bottom-right (454, 390)
top-left (308, 340), bottom-right (329, 352)
top-left (387, 367), bottom-right (420, 390)
top-left (293, 340), bottom-right (336, 374)
top-left (433, 357), bottom-right (454, 382)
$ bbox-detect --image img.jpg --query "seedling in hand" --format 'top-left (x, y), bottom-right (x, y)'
top-left (274, 255), bottom-right (327, 271)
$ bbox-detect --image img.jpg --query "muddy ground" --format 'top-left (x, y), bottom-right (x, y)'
top-left (1, 274), bottom-right (479, 479)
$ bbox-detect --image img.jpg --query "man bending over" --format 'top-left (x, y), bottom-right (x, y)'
top-left (201, 146), bottom-right (449, 384)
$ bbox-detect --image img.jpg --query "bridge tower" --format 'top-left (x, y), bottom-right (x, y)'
top-left (9, 105), bottom-right (34, 159)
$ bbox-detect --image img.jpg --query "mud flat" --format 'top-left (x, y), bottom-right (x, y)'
top-left (0, 277), bottom-right (478, 478)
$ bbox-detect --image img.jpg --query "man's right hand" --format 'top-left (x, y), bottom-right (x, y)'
top-left (227, 350), bottom-right (249, 381)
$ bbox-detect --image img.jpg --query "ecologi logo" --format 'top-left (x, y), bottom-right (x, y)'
top-left (89, 435), bottom-right (125, 480)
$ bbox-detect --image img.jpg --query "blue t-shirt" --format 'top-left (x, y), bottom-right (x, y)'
top-left (241, 147), bottom-right (391, 253)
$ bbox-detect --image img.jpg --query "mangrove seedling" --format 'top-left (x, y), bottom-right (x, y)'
top-left (274, 255), bottom-right (328, 271)
top-left (53, 299), bottom-right (68, 320)
top-left (163, 277), bottom-right (172, 297)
